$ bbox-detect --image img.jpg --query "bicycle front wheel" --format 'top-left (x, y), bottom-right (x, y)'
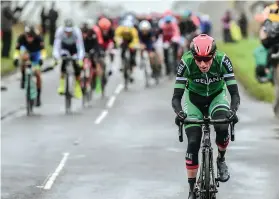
top-left (123, 58), bottom-right (129, 90)
top-left (26, 74), bottom-right (32, 116)
top-left (65, 74), bottom-right (71, 114)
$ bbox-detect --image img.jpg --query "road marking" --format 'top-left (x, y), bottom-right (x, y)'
top-left (114, 84), bottom-right (124, 95)
top-left (107, 96), bottom-right (116, 108)
top-left (43, 153), bottom-right (70, 190)
top-left (95, 110), bottom-right (108, 124)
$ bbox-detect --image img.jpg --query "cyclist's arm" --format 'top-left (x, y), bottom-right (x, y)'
top-left (53, 27), bottom-right (63, 59)
top-left (114, 27), bottom-right (122, 47)
top-left (129, 27), bottom-right (140, 48)
top-left (221, 54), bottom-right (240, 111)
top-left (75, 27), bottom-right (85, 60)
top-left (172, 58), bottom-right (189, 114)
top-left (13, 35), bottom-right (24, 59)
top-left (38, 35), bottom-right (47, 60)
top-left (93, 25), bottom-right (104, 46)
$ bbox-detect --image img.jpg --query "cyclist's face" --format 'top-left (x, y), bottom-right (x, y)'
top-left (142, 29), bottom-right (149, 34)
top-left (26, 35), bottom-right (34, 43)
top-left (82, 32), bottom-right (87, 39)
top-left (195, 59), bottom-right (213, 73)
top-left (102, 29), bottom-right (109, 35)
top-left (65, 31), bottom-right (72, 37)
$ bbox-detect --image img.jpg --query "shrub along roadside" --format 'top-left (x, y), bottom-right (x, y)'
top-left (217, 39), bottom-right (274, 103)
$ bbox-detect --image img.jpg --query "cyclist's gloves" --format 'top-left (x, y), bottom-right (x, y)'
top-left (226, 110), bottom-right (239, 124)
top-left (175, 110), bottom-right (187, 126)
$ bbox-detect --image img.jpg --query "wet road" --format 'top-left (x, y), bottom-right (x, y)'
top-left (2, 53), bottom-right (279, 199)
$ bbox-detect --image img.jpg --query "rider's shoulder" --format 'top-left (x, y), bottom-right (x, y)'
top-left (181, 51), bottom-right (195, 66)
top-left (214, 50), bottom-right (227, 61)
top-left (181, 51), bottom-right (194, 61)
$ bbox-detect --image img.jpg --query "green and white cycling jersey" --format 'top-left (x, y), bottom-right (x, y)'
top-left (175, 50), bottom-right (237, 96)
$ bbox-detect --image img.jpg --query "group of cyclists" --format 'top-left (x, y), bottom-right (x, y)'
top-left (13, 9), bottom-right (211, 107)
top-left (12, 9), bottom-right (242, 199)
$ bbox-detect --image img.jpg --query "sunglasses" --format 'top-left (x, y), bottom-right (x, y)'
top-left (194, 55), bottom-right (213, 62)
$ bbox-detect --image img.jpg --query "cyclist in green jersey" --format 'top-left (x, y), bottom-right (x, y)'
top-left (172, 34), bottom-right (240, 199)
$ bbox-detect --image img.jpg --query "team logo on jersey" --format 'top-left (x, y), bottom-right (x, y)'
top-left (193, 76), bottom-right (223, 85)
top-left (223, 56), bottom-right (233, 72)
top-left (177, 60), bottom-right (185, 76)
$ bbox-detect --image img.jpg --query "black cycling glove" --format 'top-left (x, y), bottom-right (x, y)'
top-left (175, 110), bottom-right (187, 126)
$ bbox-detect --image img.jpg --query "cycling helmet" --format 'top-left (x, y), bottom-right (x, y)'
top-left (139, 20), bottom-right (151, 31)
top-left (64, 18), bottom-right (74, 32)
top-left (98, 18), bottom-right (112, 31)
top-left (24, 25), bottom-right (36, 37)
top-left (80, 22), bottom-right (89, 33)
top-left (163, 9), bottom-right (173, 17)
top-left (165, 15), bottom-right (173, 23)
top-left (86, 19), bottom-right (94, 28)
top-left (190, 34), bottom-right (216, 61)
top-left (123, 19), bottom-right (134, 28)
top-left (183, 10), bottom-right (192, 19)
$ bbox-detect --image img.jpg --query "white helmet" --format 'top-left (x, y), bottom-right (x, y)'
top-left (123, 19), bottom-right (134, 28)
top-left (139, 20), bottom-right (151, 31)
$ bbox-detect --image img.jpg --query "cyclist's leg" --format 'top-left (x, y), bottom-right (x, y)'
top-left (184, 89), bottom-right (203, 195)
top-left (30, 51), bottom-right (42, 106)
top-left (172, 41), bottom-right (179, 70)
top-left (58, 59), bottom-right (67, 94)
top-left (73, 59), bottom-right (83, 99)
top-left (209, 89), bottom-right (230, 155)
top-left (120, 45), bottom-right (126, 70)
top-left (129, 48), bottom-right (136, 68)
top-left (163, 48), bottom-right (170, 75)
top-left (209, 89), bottom-right (230, 182)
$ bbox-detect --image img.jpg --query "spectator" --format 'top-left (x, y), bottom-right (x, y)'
top-left (200, 14), bottom-right (212, 35)
top-left (48, 2), bottom-right (58, 46)
top-left (222, 10), bottom-right (233, 43)
top-left (238, 12), bottom-right (248, 39)
top-left (40, 6), bottom-right (48, 37)
top-left (1, 1), bottom-right (22, 58)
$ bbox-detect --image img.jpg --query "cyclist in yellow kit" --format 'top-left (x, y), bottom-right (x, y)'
top-left (114, 19), bottom-right (140, 82)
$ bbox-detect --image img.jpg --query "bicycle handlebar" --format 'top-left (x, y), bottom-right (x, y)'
top-left (61, 55), bottom-right (75, 61)
top-left (182, 117), bottom-right (233, 125)
top-left (178, 116), bottom-right (236, 143)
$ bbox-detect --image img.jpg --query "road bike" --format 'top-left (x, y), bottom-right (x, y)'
top-left (61, 54), bottom-right (76, 114)
top-left (81, 50), bottom-right (96, 107)
top-left (140, 48), bottom-right (161, 87)
top-left (178, 114), bottom-right (236, 199)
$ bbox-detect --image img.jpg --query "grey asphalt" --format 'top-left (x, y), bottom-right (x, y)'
top-left (2, 53), bottom-right (279, 199)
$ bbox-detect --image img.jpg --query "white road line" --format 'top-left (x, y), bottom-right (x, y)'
top-left (107, 96), bottom-right (116, 108)
top-left (95, 110), bottom-right (108, 124)
top-left (43, 153), bottom-right (70, 190)
top-left (114, 84), bottom-right (124, 95)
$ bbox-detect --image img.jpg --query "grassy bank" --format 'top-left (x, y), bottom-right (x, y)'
top-left (217, 39), bottom-right (274, 103)
top-left (1, 24), bottom-right (52, 77)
